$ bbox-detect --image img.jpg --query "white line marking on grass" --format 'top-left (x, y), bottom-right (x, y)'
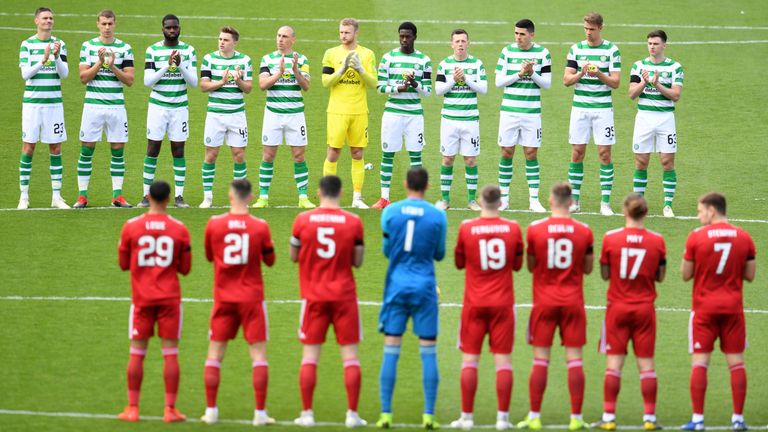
top-left (2, 12), bottom-right (768, 30)
top-left (2, 203), bottom-right (767, 225)
top-left (0, 27), bottom-right (767, 46)
top-left (0, 409), bottom-right (764, 429)
top-left (2, 296), bottom-right (767, 314)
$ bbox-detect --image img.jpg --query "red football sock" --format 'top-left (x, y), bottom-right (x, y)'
top-left (343, 359), bottom-right (361, 411)
top-left (252, 360), bottom-right (269, 410)
top-left (729, 363), bottom-right (746, 415)
top-left (690, 363), bottom-right (708, 415)
top-left (640, 370), bottom-right (658, 415)
top-left (496, 364), bottom-right (513, 413)
top-left (529, 358), bottom-right (549, 412)
top-left (127, 347), bottom-right (146, 406)
top-left (299, 359), bottom-right (317, 411)
top-left (567, 358), bottom-right (585, 415)
top-left (603, 369), bottom-right (621, 414)
top-left (162, 347), bottom-right (180, 407)
top-left (460, 361), bottom-right (478, 413)
top-left (204, 359), bottom-right (221, 408)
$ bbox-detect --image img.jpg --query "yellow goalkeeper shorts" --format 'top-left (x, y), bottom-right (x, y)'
top-left (327, 113), bottom-right (369, 148)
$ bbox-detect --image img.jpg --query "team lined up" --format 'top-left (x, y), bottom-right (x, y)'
top-left (18, 9), bottom-right (683, 218)
top-left (117, 168), bottom-right (756, 431)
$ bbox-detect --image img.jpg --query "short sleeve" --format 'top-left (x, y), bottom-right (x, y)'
top-left (59, 40), bottom-right (67, 58)
top-left (674, 63), bottom-right (684, 86)
top-left (118, 223), bottom-right (131, 254)
top-left (542, 49), bottom-right (552, 68)
top-left (79, 42), bottom-right (89, 66)
top-left (526, 226), bottom-right (536, 256)
top-left (478, 60), bottom-right (487, 81)
top-left (189, 47), bottom-right (198, 68)
top-left (630, 62), bottom-right (640, 78)
top-left (496, 49), bottom-right (506, 73)
top-left (299, 54), bottom-right (310, 78)
top-left (125, 45), bottom-right (134, 62)
top-left (244, 57), bottom-right (253, 81)
top-left (683, 232), bottom-right (696, 261)
top-left (567, 45), bottom-right (576, 62)
top-left (200, 55), bottom-right (210, 73)
top-left (610, 45), bottom-right (621, 72)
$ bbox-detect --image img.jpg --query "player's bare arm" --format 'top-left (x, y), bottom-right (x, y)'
top-left (293, 53), bottom-right (310, 91)
top-left (353, 245), bottom-right (364, 268)
top-left (526, 252), bottom-right (537, 272)
top-left (563, 63), bottom-right (585, 87)
top-left (200, 67), bottom-right (230, 92)
top-left (259, 56), bottom-right (284, 90)
top-left (744, 259), bottom-right (756, 281)
top-left (655, 262), bottom-right (666, 282)
top-left (600, 263), bottom-right (611, 280)
top-left (79, 48), bottom-right (105, 83)
top-left (583, 251), bottom-right (594, 274)
top-left (681, 259), bottom-right (694, 281)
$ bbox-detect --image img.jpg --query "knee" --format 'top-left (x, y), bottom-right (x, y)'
top-left (146, 141), bottom-right (161, 157)
top-left (501, 147), bottom-right (514, 159)
top-left (49, 144), bottom-right (62, 155)
top-left (571, 147), bottom-right (586, 162)
top-left (598, 149), bottom-right (612, 164)
top-left (350, 148), bottom-right (363, 160)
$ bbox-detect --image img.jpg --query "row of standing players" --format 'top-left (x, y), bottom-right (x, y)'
top-left (18, 10), bottom-right (683, 218)
top-left (117, 167), bottom-right (756, 431)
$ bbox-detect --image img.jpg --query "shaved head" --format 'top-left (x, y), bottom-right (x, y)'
top-left (278, 25), bottom-right (295, 37)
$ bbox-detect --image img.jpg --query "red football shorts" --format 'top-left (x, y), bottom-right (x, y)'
top-left (298, 299), bottom-right (361, 345)
top-left (458, 305), bottom-right (516, 354)
top-left (129, 303), bottom-right (182, 340)
top-left (209, 301), bottom-right (268, 344)
top-left (689, 311), bottom-right (746, 354)
top-left (599, 302), bottom-right (656, 357)
top-left (527, 304), bottom-right (586, 347)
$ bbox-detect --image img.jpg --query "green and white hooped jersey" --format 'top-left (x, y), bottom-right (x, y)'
top-left (437, 55), bottom-right (486, 121)
top-left (259, 51), bottom-right (309, 114)
top-left (19, 35), bottom-right (67, 105)
top-left (496, 43), bottom-right (551, 114)
top-left (145, 40), bottom-right (197, 108)
top-left (377, 48), bottom-right (432, 115)
top-left (80, 38), bottom-right (134, 106)
top-left (631, 57), bottom-right (683, 112)
top-left (200, 51), bottom-right (253, 114)
top-left (567, 40), bottom-right (621, 109)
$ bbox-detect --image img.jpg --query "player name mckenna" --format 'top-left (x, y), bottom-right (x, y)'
top-left (309, 214), bottom-right (346, 223)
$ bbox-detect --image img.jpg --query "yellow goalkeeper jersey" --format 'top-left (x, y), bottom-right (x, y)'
top-left (322, 44), bottom-right (376, 114)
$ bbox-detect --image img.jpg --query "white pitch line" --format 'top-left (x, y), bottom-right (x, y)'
top-left (1, 203), bottom-right (767, 225)
top-left (2, 296), bottom-right (767, 314)
top-left (1, 12), bottom-right (768, 31)
top-left (0, 409), bottom-right (764, 430)
top-left (0, 26), bottom-right (767, 46)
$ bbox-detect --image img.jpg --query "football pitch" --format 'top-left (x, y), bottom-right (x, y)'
top-left (1, 0), bottom-right (767, 430)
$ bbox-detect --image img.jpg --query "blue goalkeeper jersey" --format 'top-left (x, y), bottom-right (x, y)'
top-left (381, 198), bottom-right (447, 304)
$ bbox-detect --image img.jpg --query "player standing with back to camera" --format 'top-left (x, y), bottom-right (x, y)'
top-left (564, 12), bottom-right (621, 216)
top-left (628, 30), bottom-right (684, 218)
top-left (198, 26), bottom-right (253, 208)
top-left (254, 25), bottom-right (315, 209)
top-left (377, 167), bottom-right (447, 430)
top-left (289, 175), bottom-right (367, 428)
top-left (117, 180), bottom-right (191, 423)
top-left (138, 14), bottom-right (197, 208)
top-left (592, 194), bottom-right (666, 431)
top-left (452, 185), bottom-right (524, 431)
top-left (518, 182), bottom-right (593, 431)
top-left (17, 7), bottom-right (70, 210)
top-left (74, 9), bottom-right (135, 209)
top-left (200, 179), bottom-right (276, 426)
top-left (681, 193), bottom-right (756, 432)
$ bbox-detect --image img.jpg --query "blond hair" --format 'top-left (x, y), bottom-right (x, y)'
top-left (340, 18), bottom-right (359, 31)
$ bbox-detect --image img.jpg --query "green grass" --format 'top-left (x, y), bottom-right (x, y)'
top-left (1, 0), bottom-right (767, 430)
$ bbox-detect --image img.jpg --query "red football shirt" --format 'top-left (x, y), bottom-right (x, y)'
top-left (526, 216), bottom-right (594, 306)
top-left (291, 208), bottom-right (364, 302)
top-left (455, 217), bottom-right (524, 307)
top-left (205, 213), bottom-right (274, 303)
top-left (600, 227), bottom-right (666, 304)
top-left (684, 222), bottom-right (756, 314)
top-left (118, 213), bottom-right (191, 306)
